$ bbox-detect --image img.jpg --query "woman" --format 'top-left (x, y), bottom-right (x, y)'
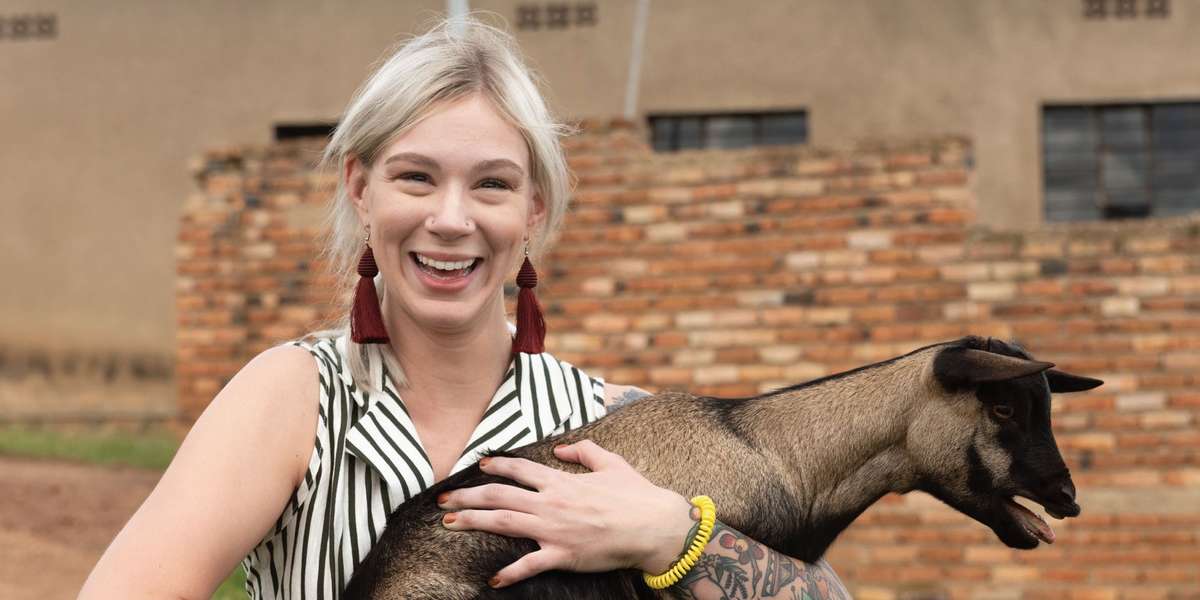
top-left (80, 17), bottom-right (850, 599)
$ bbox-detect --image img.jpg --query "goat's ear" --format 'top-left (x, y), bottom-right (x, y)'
top-left (1045, 369), bottom-right (1104, 393)
top-left (933, 347), bottom-right (1055, 391)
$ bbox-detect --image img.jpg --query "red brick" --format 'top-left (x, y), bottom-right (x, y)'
top-left (1119, 589), bottom-right (1172, 600)
top-left (1143, 566), bottom-right (1197, 583)
top-left (915, 169), bottom-right (969, 186)
top-left (650, 332), bottom-right (688, 348)
top-left (1042, 567), bottom-right (1089, 583)
top-left (1069, 588), bottom-right (1119, 600)
top-left (852, 306), bottom-right (897, 322)
top-left (942, 565), bottom-right (989, 582)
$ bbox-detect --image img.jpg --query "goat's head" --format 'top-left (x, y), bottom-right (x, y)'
top-left (908, 335), bottom-right (1102, 549)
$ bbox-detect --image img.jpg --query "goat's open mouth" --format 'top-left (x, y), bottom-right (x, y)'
top-left (1000, 489), bottom-right (1080, 546)
top-left (1003, 497), bottom-right (1056, 544)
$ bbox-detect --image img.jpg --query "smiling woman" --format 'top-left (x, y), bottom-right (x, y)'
top-left (344, 95), bottom-right (542, 341)
top-left (319, 17), bottom-right (575, 396)
top-left (79, 15), bottom-right (849, 600)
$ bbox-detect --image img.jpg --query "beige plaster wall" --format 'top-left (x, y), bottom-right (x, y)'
top-left (622, 0), bottom-right (1200, 230)
top-left (0, 0), bottom-right (442, 355)
top-left (2, 0), bottom-right (1197, 373)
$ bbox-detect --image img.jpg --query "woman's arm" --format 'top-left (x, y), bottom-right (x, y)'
top-left (547, 442), bottom-right (851, 600)
top-left (78, 345), bottom-right (319, 599)
top-left (602, 384), bottom-right (850, 597)
top-left (440, 439), bottom-right (851, 599)
top-left (673, 520), bottom-right (850, 600)
top-left (604, 382), bottom-right (653, 409)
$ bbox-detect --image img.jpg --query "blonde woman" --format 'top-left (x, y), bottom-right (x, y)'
top-left (80, 17), bottom-right (849, 599)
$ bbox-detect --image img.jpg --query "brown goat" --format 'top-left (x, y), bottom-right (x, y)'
top-left (344, 336), bottom-right (1102, 599)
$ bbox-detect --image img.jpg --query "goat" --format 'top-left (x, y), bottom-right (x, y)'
top-left (344, 335), bottom-right (1103, 599)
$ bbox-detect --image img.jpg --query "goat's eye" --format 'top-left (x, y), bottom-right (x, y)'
top-left (992, 404), bottom-right (1014, 419)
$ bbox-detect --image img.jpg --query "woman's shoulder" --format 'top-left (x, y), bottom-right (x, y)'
top-left (267, 334), bottom-right (352, 387)
top-left (239, 340), bottom-right (325, 394)
top-left (226, 340), bottom-right (322, 415)
top-left (213, 342), bottom-right (324, 484)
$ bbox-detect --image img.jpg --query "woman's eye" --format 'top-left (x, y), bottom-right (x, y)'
top-left (479, 178), bottom-right (512, 190)
top-left (395, 172), bottom-right (432, 184)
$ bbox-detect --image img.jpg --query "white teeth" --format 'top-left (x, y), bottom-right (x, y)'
top-left (416, 254), bottom-right (475, 271)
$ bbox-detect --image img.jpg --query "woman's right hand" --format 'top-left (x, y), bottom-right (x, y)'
top-left (78, 344), bottom-right (319, 599)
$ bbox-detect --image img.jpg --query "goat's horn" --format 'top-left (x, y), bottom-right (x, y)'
top-left (1045, 369), bottom-right (1104, 393)
top-left (933, 347), bottom-right (1055, 390)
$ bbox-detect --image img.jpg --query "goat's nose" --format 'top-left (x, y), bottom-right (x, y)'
top-left (1043, 480), bottom-right (1081, 518)
top-left (1060, 481), bottom-right (1076, 503)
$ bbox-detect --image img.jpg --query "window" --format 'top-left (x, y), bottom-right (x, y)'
top-left (274, 123), bottom-right (336, 141)
top-left (516, 3), bottom-right (597, 30)
top-left (1083, 0), bottom-right (1171, 18)
top-left (0, 13), bottom-right (57, 40)
top-left (1042, 102), bottom-right (1200, 222)
top-left (649, 111), bottom-right (808, 152)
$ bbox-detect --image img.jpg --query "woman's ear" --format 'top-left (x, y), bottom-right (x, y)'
top-left (344, 155), bottom-right (370, 224)
top-left (527, 192), bottom-right (547, 230)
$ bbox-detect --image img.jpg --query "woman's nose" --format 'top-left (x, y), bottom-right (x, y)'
top-left (424, 187), bottom-right (476, 239)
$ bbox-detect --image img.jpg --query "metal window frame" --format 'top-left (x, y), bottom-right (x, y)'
top-left (1042, 100), bottom-right (1200, 222)
top-left (648, 110), bottom-right (808, 153)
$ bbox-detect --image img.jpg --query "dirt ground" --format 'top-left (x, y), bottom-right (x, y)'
top-left (0, 455), bottom-right (161, 599)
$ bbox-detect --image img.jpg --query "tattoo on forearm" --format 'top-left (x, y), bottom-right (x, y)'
top-left (677, 553), bottom-right (750, 600)
top-left (614, 387), bottom-right (651, 408)
top-left (680, 511), bottom-right (702, 556)
top-left (670, 521), bottom-right (852, 600)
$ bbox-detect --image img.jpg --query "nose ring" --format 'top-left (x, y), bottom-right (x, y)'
top-left (423, 214), bottom-right (474, 230)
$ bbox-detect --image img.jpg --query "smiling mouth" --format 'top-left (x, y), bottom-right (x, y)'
top-left (411, 253), bottom-right (481, 279)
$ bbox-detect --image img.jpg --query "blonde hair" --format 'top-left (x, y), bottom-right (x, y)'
top-left (311, 15), bottom-right (575, 392)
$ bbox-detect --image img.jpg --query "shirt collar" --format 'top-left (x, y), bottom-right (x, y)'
top-left (340, 340), bottom-right (578, 503)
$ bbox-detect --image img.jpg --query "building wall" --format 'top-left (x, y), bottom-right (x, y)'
top-left (4, 1), bottom-right (1198, 415)
top-left (177, 124), bottom-right (1200, 598)
top-left (1, 1), bottom-right (439, 357)
top-left (481, 0), bottom-right (1200, 232)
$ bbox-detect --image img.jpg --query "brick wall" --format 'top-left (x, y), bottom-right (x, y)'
top-left (176, 141), bottom-right (343, 419)
top-left (178, 121), bottom-right (1199, 599)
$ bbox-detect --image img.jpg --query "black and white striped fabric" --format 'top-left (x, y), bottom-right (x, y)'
top-left (240, 334), bottom-right (608, 599)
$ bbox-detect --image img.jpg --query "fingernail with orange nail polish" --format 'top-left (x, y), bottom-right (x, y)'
top-left (488, 576), bottom-right (501, 588)
top-left (437, 492), bottom-right (449, 505)
top-left (443, 512), bottom-right (457, 526)
top-left (479, 457), bottom-right (491, 467)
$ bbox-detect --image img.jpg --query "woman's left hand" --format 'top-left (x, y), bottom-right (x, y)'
top-left (436, 440), bottom-right (695, 588)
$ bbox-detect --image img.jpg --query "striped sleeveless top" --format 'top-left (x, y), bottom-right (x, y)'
top-left (240, 334), bottom-right (608, 599)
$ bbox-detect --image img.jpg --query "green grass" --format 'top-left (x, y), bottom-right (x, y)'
top-left (213, 566), bottom-right (249, 599)
top-left (0, 425), bottom-right (179, 470)
top-left (0, 425), bottom-right (248, 598)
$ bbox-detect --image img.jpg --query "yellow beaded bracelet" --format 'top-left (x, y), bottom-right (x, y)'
top-left (642, 495), bottom-right (717, 589)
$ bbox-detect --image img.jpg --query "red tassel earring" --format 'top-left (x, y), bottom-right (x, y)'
top-left (351, 229), bottom-right (390, 344)
top-left (512, 245), bottom-right (545, 354)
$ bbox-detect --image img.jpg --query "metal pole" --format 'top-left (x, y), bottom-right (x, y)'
top-left (447, 0), bottom-right (470, 34)
top-left (625, 0), bottom-right (650, 119)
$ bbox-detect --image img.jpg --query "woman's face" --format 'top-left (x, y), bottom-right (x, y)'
top-left (347, 92), bottom-right (543, 335)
